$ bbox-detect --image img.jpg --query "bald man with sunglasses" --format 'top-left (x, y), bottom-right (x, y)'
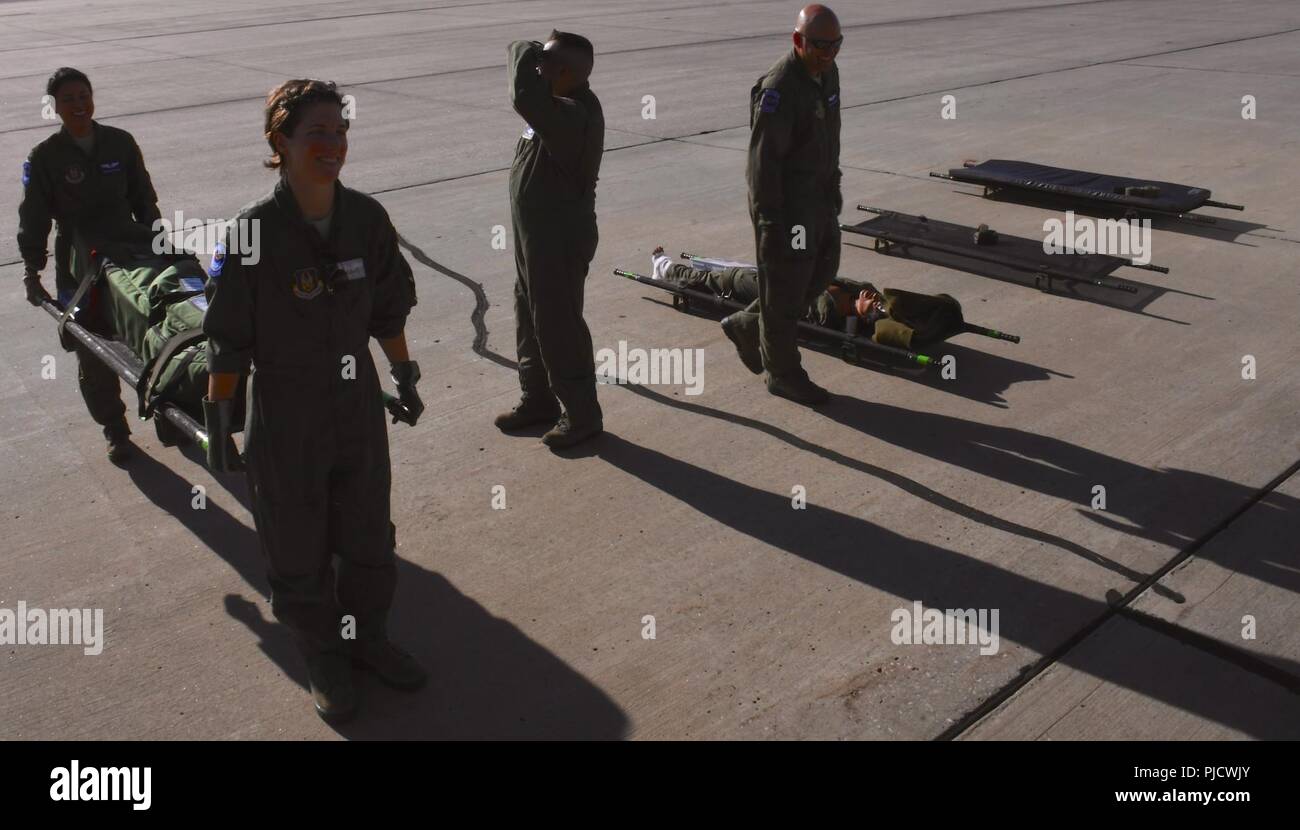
top-left (723, 4), bottom-right (844, 405)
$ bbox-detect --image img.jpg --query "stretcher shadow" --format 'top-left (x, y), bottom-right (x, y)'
top-left (842, 239), bottom-right (1205, 325)
top-left (125, 446), bottom-right (629, 739)
top-left (955, 187), bottom-right (1273, 246)
top-left (638, 295), bottom-right (1068, 408)
top-left (588, 432), bottom-right (1300, 739)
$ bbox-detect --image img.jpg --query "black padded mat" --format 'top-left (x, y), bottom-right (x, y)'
top-left (843, 210), bottom-right (1129, 282)
top-left (948, 160), bottom-right (1212, 213)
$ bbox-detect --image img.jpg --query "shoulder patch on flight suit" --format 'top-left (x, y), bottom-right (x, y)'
top-left (759, 88), bottom-right (781, 113)
top-left (828, 92), bottom-right (839, 108)
top-left (522, 125), bottom-right (535, 140)
top-left (21, 160), bottom-right (31, 187)
top-left (209, 242), bottom-right (226, 279)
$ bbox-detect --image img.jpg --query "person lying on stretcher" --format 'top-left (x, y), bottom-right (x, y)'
top-left (650, 247), bottom-right (963, 349)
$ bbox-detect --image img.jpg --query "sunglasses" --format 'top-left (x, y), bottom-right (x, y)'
top-left (805, 35), bottom-right (843, 52)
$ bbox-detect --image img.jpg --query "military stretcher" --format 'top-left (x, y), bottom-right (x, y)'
top-left (613, 252), bottom-right (1020, 372)
top-left (42, 296), bottom-right (213, 451)
top-left (841, 206), bottom-right (1171, 294)
top-left (45, 248), bottom-right (403, 462)
top-left (931, 159), bottom-right (1245, 224)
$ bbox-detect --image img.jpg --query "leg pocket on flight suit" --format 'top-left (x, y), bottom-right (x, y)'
top-left (244, 380), bottom-right (332, 578)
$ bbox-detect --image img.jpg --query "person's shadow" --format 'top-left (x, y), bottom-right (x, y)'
top-left (583, 432), bottom-right (1300, 739)
top-left (817, 395), bottom-right (1300, 597)
top-left (615, 384), bottom-right (1189, 605)
top-left (126, 447), bottom-right (629, 739)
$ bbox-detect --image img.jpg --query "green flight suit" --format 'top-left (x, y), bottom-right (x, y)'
top-left (872, 289), bottom-right (963, 349)
top-left (662, 263), bottom-right (759, 303)
top-left (203, 179), bottom-right (417, 658)
top-left (507, 40), bottom-right (604, 425)
top-left (667, 264), bottom-right (962, 348)
top-left (735, 48), bottom-right (843, 380)
top-left (17, 122), bottom-right (161, 440)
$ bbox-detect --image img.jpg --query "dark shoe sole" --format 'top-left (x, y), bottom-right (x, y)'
top-left (721, 318), bottom-right (764, 375)
top-left (314, 698), bottom-right (358, 724)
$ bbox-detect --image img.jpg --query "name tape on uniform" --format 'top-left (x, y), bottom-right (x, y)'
top-left (338, 258), bottom-right (366, 281)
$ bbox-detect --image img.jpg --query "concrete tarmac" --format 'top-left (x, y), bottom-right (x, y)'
top-left (1, 0), bottom-right (1297, 739)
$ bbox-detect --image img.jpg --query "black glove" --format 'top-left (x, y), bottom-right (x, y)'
top-left (388, 360), bottom-right (424, 426)
top-left (202, 397), bottom-right (244, 472)
top-left (23, 272), bottom-right (51, 307)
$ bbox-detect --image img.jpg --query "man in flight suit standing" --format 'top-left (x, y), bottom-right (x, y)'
top-left (722, 5), bottom-right (844, 405)
top-left (18, 67), bottom-right (162, 461)
top-left (495, 31), bottom-right (605, 449)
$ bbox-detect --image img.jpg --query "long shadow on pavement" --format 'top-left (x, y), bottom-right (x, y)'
top-left (818, 395), bottom-right (1300, 597)
top-left (125, 447), bottom-right (629, 739)
top-left (585, 432), bottom-right (1300, 738)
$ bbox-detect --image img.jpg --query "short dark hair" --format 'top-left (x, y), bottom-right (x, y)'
top-left (46, 67), bottom-right (91, 98)
top-left (548, 29), bottom-right (594, 78)
top-left (263, 79), bottom-right (345, 170)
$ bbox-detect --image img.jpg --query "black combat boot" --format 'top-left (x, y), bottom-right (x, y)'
top-left (494, 399), bottom-right (561, 432)
top-left (105, 421), bottom-right (134, 465)
top-left (307, 651), bottom-right (358, 723)
top-left (720, 313), bottom-right (763, 374)
top-left (353, 636), bottom-right (428, 691)
top-left (766, 372), bottom-right (830, 405)
top-left (541, 414), bottom-right (603, 449)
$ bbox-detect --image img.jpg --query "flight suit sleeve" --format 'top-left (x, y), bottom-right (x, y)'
top-left (507, 40), bottom-right (585, 151)
top-left (125, 134), bottom-right (161, 227)
top-left (747, 84), bottom-right (794, 245)
top-left (203, 226), bottom-right (256, 375)
top-left (830, 70), bottom-right (843, 214)
top-left (367, 211), bottom-right (416, 340)
top-left (17, 149), bottom-right (53, 273)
